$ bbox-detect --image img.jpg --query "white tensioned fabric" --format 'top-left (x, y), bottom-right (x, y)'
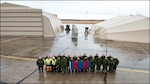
top-left (42, 11), bottom-right (62, 37)
top-left (1, 2), bottom-right (62, 37)
top-left (90, 14), bottom-right (149, 43)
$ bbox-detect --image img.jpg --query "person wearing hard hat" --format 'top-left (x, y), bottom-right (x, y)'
top-left (45, 56), bottom-right (52, 66)
top-left (45, 56), bottom-right (52, 71)
top-left (51, 56), bottom-right (57, 72)
top-left (36, 57), bottom-right (44, 73)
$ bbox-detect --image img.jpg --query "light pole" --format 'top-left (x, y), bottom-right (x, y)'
top-left (106, 40), bottom-right (108, 57)
top-left (86, 11), bottom-right (88, 19)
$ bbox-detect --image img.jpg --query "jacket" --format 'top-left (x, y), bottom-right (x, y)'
top-left (78, 60), bottom-right (84, 70)
top-left (37, 59), bottom-right (44, 67)
top-left (74, 60), bottom-right (78, 70)
top-left (88, 60), bottom-right (92, 68)
top-left (61, 58), bottom-right (67, 68)
top-left (69, 60), bottom-right (74, 70)
top-left (84, 59), bottom-right (88, 69)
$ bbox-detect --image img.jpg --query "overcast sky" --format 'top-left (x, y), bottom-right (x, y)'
top-left (1, 0), bottom-right (149, 20)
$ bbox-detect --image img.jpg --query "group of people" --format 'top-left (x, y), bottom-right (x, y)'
top-left (36, 54), bottom-right (119, 73)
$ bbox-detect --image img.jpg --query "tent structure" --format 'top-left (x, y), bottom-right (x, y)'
top-left (90, 14), bottom-right (149, 43)
top-left (1, 2), bottom-right (62, 37)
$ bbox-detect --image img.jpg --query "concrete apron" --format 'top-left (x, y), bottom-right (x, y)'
top-left (0, 24), bottom-right (149, 83)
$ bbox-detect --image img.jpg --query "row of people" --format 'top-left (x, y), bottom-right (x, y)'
top-left (36, 54), bottom-right (119, 73)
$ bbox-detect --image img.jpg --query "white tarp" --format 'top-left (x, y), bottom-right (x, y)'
top-left (1, 2), bottom-right (62, 37)
top-left (90, 14), bottom-right (149, 43)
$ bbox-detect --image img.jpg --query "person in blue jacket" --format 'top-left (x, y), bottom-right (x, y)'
top-left (69, 57), bottom-right (74, 73)
top-left (88, 55), bottom-right (92, 72)
top-left (78, 57), bottom-right (84, 72)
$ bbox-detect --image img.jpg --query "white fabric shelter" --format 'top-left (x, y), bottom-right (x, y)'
top-left (1, 2), bottom-right (62, 37)
top-left (90, 14), bottom-right (149, 43)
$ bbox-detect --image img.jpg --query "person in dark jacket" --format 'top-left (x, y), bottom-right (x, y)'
top-left (56, 56), bottom-right (61, 73)
top-left (88, 55), bottom-right (92, 72)
top-left (95, 54), bottom-right (99, 72)
top-left (61, 56), bottom-right (67, 73)
top-left (101, 54), bottom-right (106, 71)
top-left (113, 58), bottom-right (119, 71)
top-left (69, 57), bottom-right (74, 73)
top-left (97, 56), bottom-right (103, 72)
top-left (66, 54), bottom-right (71, 72)
top-left (107, 54), bottom-right (112, 60)
top-left (102, 57), bottom-right (108, 72)
top-left (91, 56), bottom-right (96, 72)
top-left (82, 53), bottom-right (87, 59)
top-left (37, 57), bottom-right (44, 73)
top-left (108, 57), bottom-right (114, 72)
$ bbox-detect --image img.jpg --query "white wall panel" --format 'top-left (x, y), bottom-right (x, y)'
top-left (1, 18), bottom-right (42, 21)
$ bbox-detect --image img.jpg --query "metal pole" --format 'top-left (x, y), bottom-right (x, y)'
top-left (106, 40), bottom-right (107, 56)
top-left (104, 71), bottom-right (107, 84)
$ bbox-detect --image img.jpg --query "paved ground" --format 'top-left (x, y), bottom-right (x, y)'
top-left (0, 24), bottom-right (150, 84)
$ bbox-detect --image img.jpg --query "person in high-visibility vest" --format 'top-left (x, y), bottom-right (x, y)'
top-left (45, 56), bottom-right (52, 66)
top-left (45, 56), bottom-right (52, 71)
top-left (51, 56), bottom-right (57, 72)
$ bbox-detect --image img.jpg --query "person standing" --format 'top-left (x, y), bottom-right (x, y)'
top-left (69, 57), bottom-right (74, 73)
top-left (45, 56), bottom-right (52, 72)
top-left (84, 57), bottom-right (89, 72)
top-left (88, 55), bottom-right (92, 72)
top-left (113, 58), bottom-right (119, 71)
top-left (61, 56), bottom-right (67, 73)
top-left (56, 56), bottom-right (61, 73)
top-left (36, 57), bottom-right (44, 73)
top-left (102, 57), bottom-right (108, 72)
top-left (95, 54), bottom-right (99, 72)
top-left (74, 57), bottom-right (78, 72)
top-left (108, 57), bottom-right (114, 72)
top-left (91, 56), bottom-right (96, 72)
top-left (67, 54), bottom-right (71, 72)
top-left (51, 56), bottom-right (57, 72)
top-left (97, 56), bottom-right (103, 72)
top-left (78, 57), bottom-right (84, 72)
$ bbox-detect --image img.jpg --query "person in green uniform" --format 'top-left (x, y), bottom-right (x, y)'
top-left (36, 57), bottom-right (44, 73)
top-left (61, 56), bottom-right (67, 73)
top-left (91, 56), bottom-right (96, 72)
top-left (113, 58), bottom-right (119, 71)
top-left (97, 56), bottom-right (103, 72)
top-left (94, 54), bottom-right (99, 72)
top-left (66, 54), bottom-right (71, 72)
top-left (56, 56), bottom-right (61, 73)
top-left (108, 57), bottom-right (114, 72)
top-left (102, 57), bottom-right (108, 72)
